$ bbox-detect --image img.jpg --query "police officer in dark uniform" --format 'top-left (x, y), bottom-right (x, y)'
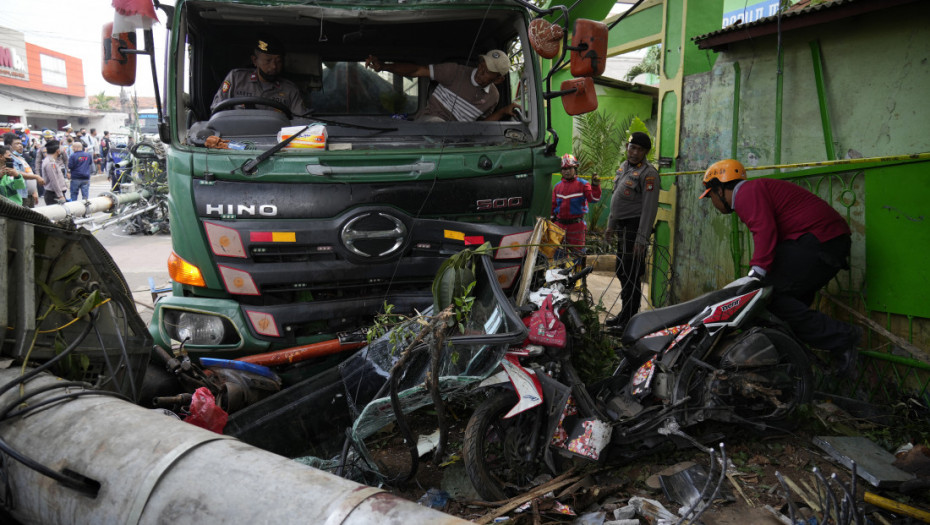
top-left (605, 132), bottom-right (660, 329)
top-left (211, 35), bottom-right (308, 116)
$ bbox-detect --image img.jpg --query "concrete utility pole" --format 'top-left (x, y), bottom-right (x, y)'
top-left (0, 369), bottom-right (470, 525)
top-left (33, 190), bottom-right (146, 222)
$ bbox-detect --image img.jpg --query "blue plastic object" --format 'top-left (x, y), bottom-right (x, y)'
top-left (199, 357), bottom-right (278, 380)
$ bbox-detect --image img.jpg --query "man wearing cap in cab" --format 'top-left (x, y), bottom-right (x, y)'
top-left (605, 132), bottom-right (660, 329)
top-left (364, 50), bottom-right (520, 122)
top-left (211, 35), bottom-right (308, 116)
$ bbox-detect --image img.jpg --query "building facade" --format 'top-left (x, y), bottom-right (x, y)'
top-left (0, 26), bottom-right (125, 137)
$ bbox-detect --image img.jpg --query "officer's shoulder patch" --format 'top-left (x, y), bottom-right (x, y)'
top-left (221, 80), bottom-right (231, 93)
top-left (645, 175), bottom-right (657, 191)
top-left (249, 73), bottom-right (257, 81)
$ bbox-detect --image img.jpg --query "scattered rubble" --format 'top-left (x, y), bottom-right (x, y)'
top-left (355, 407), bottom-right (930, 524)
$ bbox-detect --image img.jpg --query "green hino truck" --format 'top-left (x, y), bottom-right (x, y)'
top-left (103, 0), bottom-right (604, 356)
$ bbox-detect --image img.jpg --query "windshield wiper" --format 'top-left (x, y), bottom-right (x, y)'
top-left (239, 125), bottom-right (309, 175)
top-left (309, 116), bottom-right (397, 133)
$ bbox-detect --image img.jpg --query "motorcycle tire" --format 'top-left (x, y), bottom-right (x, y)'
top-left (463, 390), bottom-right (548, 501)
top-left (675, 328), bottom-right (813, 424)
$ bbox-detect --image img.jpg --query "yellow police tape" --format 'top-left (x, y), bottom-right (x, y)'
top-left (660, 152), bottom-right (930, 177)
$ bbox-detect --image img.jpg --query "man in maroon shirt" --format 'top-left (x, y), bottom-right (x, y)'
top-left (701, 159), bottom-right (861, 377)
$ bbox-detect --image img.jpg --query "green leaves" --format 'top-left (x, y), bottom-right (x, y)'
top-left (431, 243), bottom-right (489, 313)
top-left (623, 45), bottom-right (662, 83)
top-left (75, 290), bottom-right (102, 319)
top-left (569, 297), bottom-right (621, 384)
top-left (432, 244), bottom-right (489, 332)
top-left (453, 281), bottom-right (476, 334)
top-left (366, 302), bottom-right (410, 346)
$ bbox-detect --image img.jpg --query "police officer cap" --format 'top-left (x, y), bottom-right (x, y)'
top-left (254, 35), bottom-right (285, 56)
top-left (629, 131), bottom-right (651, 151)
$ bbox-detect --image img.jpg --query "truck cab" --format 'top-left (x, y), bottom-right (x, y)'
top-left (103, 0), bottom-right (604, 359)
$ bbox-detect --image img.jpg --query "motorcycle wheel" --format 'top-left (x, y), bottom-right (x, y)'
top-left (676, 328), bottom-right (813, 423)
top-left (463, 390), bottom-right (548, 501)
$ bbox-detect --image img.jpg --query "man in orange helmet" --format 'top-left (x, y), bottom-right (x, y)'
top-left (551, 153), bottom-right (600, 262)
top-left (701, 159), bottom-right (861, 377)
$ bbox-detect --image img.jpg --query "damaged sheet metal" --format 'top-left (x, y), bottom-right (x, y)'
top-left (225, 254), bottom-right (527, 469)
top-left (342, 254), bottom-right (527, 471)
top-left (813, 435), bottom-right (915, 488)
top-left (659, 464), bottom-right (734, 509)
top-left (0, 200), bottom-right (152, 402)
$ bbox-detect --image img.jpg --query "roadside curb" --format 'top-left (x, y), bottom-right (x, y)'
top-left (585, 254), bottom-right (616, 272)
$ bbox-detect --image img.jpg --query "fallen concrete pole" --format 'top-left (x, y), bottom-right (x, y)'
top-left (0, 369), bottom-right (468, 525)
top-left (32, 190), bottom-right (148, 221)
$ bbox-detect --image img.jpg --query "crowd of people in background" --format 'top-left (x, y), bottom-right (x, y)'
top-left (1, 123), bottom-right (117, 208)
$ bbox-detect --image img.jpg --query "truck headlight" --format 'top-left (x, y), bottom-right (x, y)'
top-left (163, 310), bottom-right (240, 346)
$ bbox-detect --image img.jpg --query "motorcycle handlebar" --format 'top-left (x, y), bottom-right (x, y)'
top-left (567, 265), bottom-right (594, 287)
top-left (565, 303), bottom-right (586, 336)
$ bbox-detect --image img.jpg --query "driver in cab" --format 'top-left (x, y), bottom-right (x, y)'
top-left (211, 35), bottom-right (308, 116)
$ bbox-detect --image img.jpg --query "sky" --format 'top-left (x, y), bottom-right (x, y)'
top-left (2, 0), bottom-right (173, 99)
top-left (1, 0), bottom-right (638, 101)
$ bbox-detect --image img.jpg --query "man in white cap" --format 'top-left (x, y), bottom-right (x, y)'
top-left (365, 50), bottom-right (520, 122)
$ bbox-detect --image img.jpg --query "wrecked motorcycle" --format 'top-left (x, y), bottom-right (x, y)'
top-left (221, 250), bottom-right (530, 466)
top-left (463, 268), bottom-right (813, 501)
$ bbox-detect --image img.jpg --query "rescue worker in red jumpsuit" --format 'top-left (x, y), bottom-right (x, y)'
top-left (551, 153), bottom-right (601, 263)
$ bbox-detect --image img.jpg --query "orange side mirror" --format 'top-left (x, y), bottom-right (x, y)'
top-left (102, 22), bottom-right (137, 86)
top-left (560, 77), bottom-right (597, 116)
top-left (569, 19), bottom-right (608, 77)
top-left (529, 18), bottom-right (564, 60)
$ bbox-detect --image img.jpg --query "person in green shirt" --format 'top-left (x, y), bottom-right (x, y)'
top-left (1, 145), bottom-right (27, 205)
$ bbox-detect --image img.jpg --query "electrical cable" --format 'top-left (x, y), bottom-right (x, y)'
top-left (0, 436), bottom-right (97, 496)
top-left (0, 317), bottom-right (100, 494)
top-left (4, 390), bottom-right (131, 420)
top-left (607, 0), bottom-right (648, 31)
top-left (0, 317), bottom-right (94, 399)
top-left (106, 301), bottom-right (137, 398)
top-left (91, 321), bottom-right (118, 391)
top-left (37, 298), bottom-right (112, 333)
top-left (0, 381), bottom-right (91, 422)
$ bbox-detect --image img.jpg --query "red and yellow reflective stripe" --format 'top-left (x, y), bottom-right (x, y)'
top-left (250, 231), bottom-right (296, 243)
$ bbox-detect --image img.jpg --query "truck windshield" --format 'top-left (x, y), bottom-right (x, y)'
top-left (147, 0), bottom-right (549, 356)
top-left (176, 1), bottom-right (536, 150)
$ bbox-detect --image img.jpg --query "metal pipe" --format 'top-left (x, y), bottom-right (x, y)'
top-left (860, 350), bottom-right (930, 370)
top-left (774, 5), bottom-right (784, 172)
top-left (731, 62), bottom-right (741, 158)
top-left (0, 369), bottom-right (469, 525)
top-left (95, 203), bottom-right (157, 231)
top-left (864, 492), bottom-right (930, 522)
top-left (237, 339), bottom-right (367, 366)
top-left (32, 190), bottom-right (148, 221)
top-left (809, 40), bottom-right (836, 160)
top-left (729, 62), bottom-right (743, 278)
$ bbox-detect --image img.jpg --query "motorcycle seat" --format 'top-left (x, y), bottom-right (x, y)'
top-left (620, 287), bottom-right (738, 344)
